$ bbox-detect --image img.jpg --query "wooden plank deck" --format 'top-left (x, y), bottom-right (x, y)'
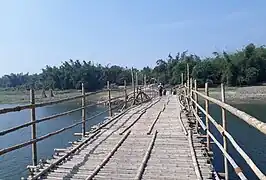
top-left (30, 95), bottom-right (214, 180)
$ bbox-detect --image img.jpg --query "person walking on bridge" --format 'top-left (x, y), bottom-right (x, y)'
top-left (158, 83), bottom-right (163, 96)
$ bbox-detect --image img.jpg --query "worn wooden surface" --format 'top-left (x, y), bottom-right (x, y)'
top-left (30, 95), bottom-right (214, 180)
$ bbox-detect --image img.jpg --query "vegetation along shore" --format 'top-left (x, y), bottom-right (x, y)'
top-left (1, 43), bottom-right (266, 104)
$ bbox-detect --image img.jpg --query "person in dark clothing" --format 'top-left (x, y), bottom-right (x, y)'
top-left (163, 89), bottom-right (166, 95)
top-left (173, 88), bottom-right (177, 95)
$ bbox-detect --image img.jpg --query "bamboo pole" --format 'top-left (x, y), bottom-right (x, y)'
top-left (0, 89), bottom-right (106, 116)
top-left (177, 96), bottom-right (188, 136)
top-left (182, 92), bottom-right (266, 179)
top-left (188, 129), bottom-right (202, 180)
top-left (192, 98), bottom-right (266, 179)
top-left (31, 104), bottom-right (132, 179)
top-left (190, 78), bottom-right (193, 107)
top-left (186, 64), bottom-right (189, 90)
top-left (135, 72), bottom-right (138, 93)
top-left (192, 89), bottom-right (266, 135)
top-left (221, 83), bottom-right (228, 180)
top-left (30, 89), bottom-right (37, 166)
top-left (184, 82), bottom-right (187, 97)
top-left (205, 82), bottom-right (210, 151)
top-left (181, 73), bottom-right (184, 85)
top-left (124, 80), bottom-right (127, 108)
top-left (81, 83), bottom-right (86, 137)
top-left (131, 68), bottom-right (135, 101)
top-left (194, 80), bottom-right (199, 133)
top-left (0, 109), bottom-right (110, 156)
top-left (144, 75), bottom-right (147, 87)
top-left (107, 81), bottom-right (112, 117)
top-left (85, 131), bottom-right (131, 180)
top-left (207, 131), bottom-right (247, 180)
top-left (147, 105), bottom-right (165, 135)
top-left (0, 100), bottom-right (109, 137)
top-left (135, 131), bottom-right (157, 180)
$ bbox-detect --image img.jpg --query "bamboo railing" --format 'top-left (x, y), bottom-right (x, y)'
top-left (180, 79), bottom-right (266, 180)
top-left (0, 79), bottom-right (156, 178)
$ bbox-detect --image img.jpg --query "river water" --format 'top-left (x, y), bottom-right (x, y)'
top-left (0, 102), bottom-right (265, 179)
top-left (0, 103), bottom-right (107, 180)
top-left (208, 102), bottom-right (266, 180)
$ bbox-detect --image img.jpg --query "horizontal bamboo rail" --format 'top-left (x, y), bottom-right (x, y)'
top-left (31, 102), bottom-right (141, 179)
top-left (0, 101), bottom-right (105, 136)
top-left (0, 90), bottom-right (105, 115)
top-left (0, 95), bottom-right (127, 137)
top-left (0, 78), bottom-right (154, 179)
top-left (180, 83), bottom-right (266, 180)
top-left (192, 89), bottom-right (266, 135)
top-left (0, 108), bottom-right (110, 156)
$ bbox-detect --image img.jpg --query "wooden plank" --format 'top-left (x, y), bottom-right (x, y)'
top-left (85, 131), bottom-right (131, 180)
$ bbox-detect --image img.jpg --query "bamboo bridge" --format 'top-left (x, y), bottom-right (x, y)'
top-left (0, 74), bottom-right (266, 180)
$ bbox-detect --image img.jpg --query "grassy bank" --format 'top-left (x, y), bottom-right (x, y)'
top-left (0, 88), bottom-right (126, 104)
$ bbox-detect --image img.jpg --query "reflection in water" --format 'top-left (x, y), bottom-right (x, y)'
top-left (0, 102), bottom-right (107, 180)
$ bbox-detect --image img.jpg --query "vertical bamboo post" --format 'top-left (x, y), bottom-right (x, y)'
top-left (194, 80), bottom-right (199, 133)
top-left (135, 72), bottom-right (138, 93)
top-left (143, 74), bottom-right (147, 92)
top-left (144, 75), bottom-right (146, 87)
top-left (107, 81), bottom-right (112, 117)
top-left (124, 80), bottom-right (127, 108)
top-left (30, 89), bottom-right (37, 166)
top-left (140, 86), bottom-right (143, 103)
top-left (186, 64), bottom-right (190, 91)
top-left (131, 68), bottom-right (135, 101)
top-left (190, 78), bottom-right (193, 107)
top-left (205, 82), bottom-right (210, 151)
top-left (81, 83), bottom-right (86, 136)
top-left (144, 75), bottom-right (146, 94)
top-left (184, 82), bottom-right (187, 97)
top-left (221, 83), bottom-right (228, 180)
top-left (181, 73), bottom-right (184, 85)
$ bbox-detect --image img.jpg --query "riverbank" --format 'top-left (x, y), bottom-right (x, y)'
top-left (197, 85), bottom-right (266, 104)
top-left (0, 88), bottom-right (126, 104)
top-left (1, 85), bottom-right (266, 104)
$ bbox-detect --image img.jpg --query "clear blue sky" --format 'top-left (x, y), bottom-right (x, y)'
top-left (0, 0), bottom-right (266, 76)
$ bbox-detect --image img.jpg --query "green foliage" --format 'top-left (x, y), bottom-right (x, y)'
top-left (1, 43), bottom-right (266, 90)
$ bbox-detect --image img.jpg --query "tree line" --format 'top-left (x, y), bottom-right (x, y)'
top-left (1, 43), bottom-right (266, 90)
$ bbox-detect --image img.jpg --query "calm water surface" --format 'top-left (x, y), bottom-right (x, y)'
top-left (0, 102), bottom-right (107, 180)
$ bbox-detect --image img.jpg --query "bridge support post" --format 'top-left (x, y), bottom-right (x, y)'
top-left (181, 73), bottom-right (184, 86)
top-left (140, 87), bottom-right (143, 103)
top-left (81, 83), bottom-right (86, 137)
top-left (194, 80), bottom-right (199, 133)
top-left (131, 68), bottom-right (136, 103)
top-left (124, 80), bottom-right (127, 108)
top-left (184, 82), bottom-right (187, 97)
top-left (189, 78), bottom-right (193, 107)
top-left (136, 72), bottom-right (138, 94)
top-left (205, 82), bottom-right (210, 151)
top-left (30, 89), bottom-right (37, 166)
top-left (107, 81), bottom-right (112, 117)
top-left (186, 64), bottom-right (189, 90)
top-left (144, 75), bottom-right (147, 88)
top-left (221, 83), bottom-right (228, 180)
